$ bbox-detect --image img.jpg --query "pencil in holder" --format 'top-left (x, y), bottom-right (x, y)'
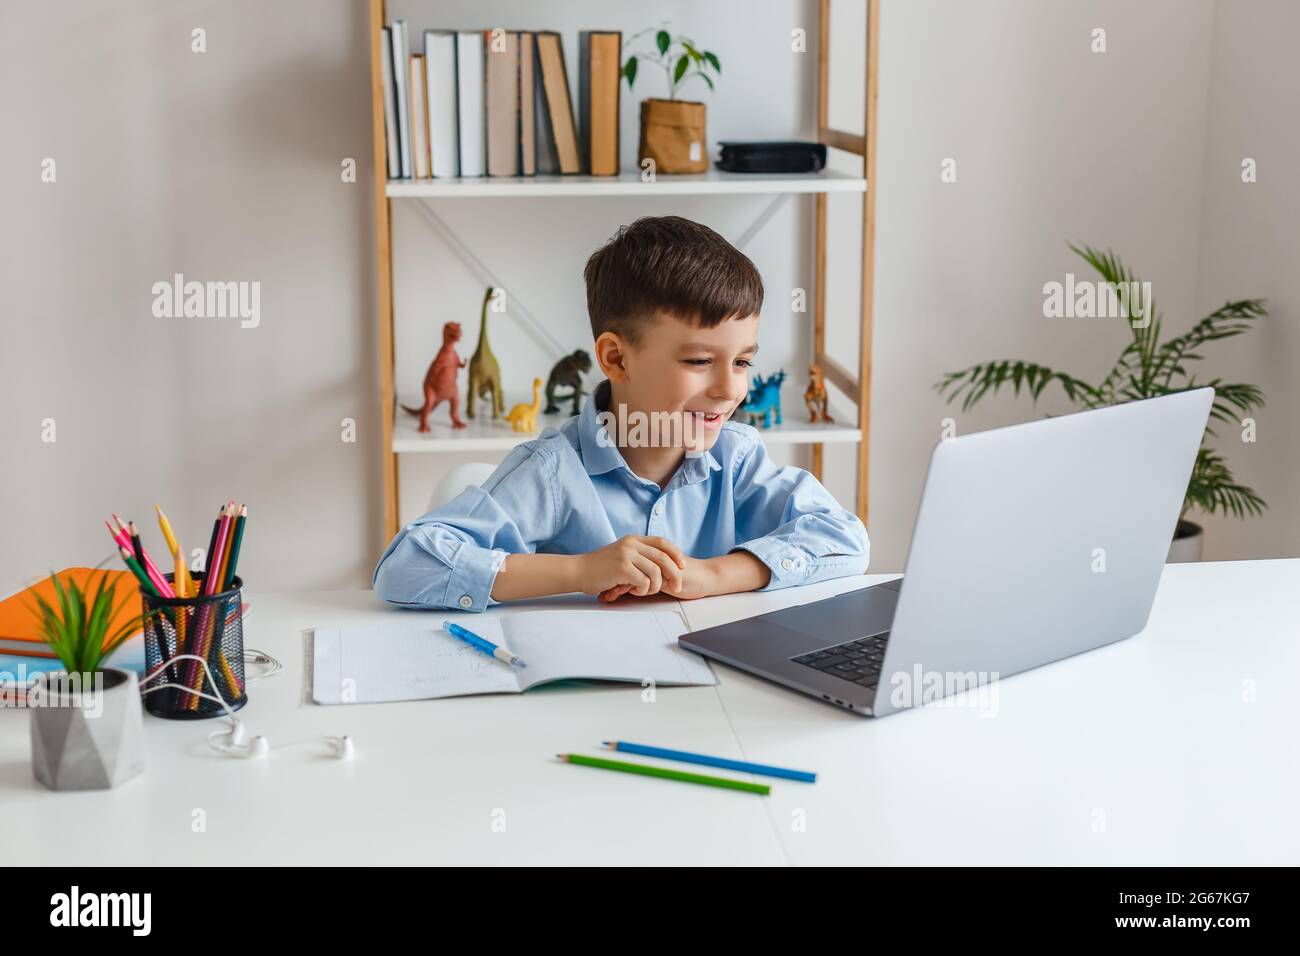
top-left (141, 571), bottom-right (247, 720)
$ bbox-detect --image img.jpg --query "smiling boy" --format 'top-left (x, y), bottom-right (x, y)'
top-left (373, 216), bottom-right (869, 611)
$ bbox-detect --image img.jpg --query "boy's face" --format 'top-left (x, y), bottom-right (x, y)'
top-left (601, 311), bottom-right (760, 454)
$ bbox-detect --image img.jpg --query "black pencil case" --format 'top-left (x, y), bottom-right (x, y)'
top-left (716, 141), bottom-right (828, 174)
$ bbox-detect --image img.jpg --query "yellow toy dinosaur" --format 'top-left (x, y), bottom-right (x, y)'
top-left (504, 378), bottom-right (543, 433)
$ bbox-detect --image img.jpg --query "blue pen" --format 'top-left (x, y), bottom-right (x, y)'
top-left (603, 740), bottom-right (816, 783)
top-left (441, 620), bottom-right (527, 668)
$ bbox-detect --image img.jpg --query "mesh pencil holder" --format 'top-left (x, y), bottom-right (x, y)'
top-left (141, 572), bottom-right (247, 720)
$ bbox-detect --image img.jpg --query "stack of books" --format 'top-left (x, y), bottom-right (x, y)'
top-left (382, 22), bottom-right (622, 179)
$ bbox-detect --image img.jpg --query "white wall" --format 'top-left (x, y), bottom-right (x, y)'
top-left (1, 0), bottom-right (379, 592)
top-left (2, 0), bottom-right (1293, 597)
top-left (1191, 0), bottom-right (1300, 560)
top-left (851, 0), bottom-right (1233, 572)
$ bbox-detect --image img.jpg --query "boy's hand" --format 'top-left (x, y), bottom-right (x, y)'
top-left (598, 552), bottom-right (770, 603)
top-left (579, 535), bottom-right (685, 598)
top-left (599, 555), bottom-right (719, 603)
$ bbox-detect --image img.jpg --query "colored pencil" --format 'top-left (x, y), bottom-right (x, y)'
top-left (180, 506), bottom-right (222, 701)
top-left (128, 522), bottom-right (145, 565)
top-left (184, 503), bottom-right (226, 694)
top-left (155, 505), bottom-right (180, 557)
top-left (222, 506), bottom-right (247, 591)
top-left (603, 741), bottom-right (817, 783)
top-left (117, 546), bottom-right (158, 597)
top-left (205, 503), bottom-right (234, 596)
top-left (201, 507), bottom-right (222, 592)
top-left (215, 503), bottom-right (237, 592)
top-left (189, 504), bottom-right (235, 707)
top-left (556, 753), bottom-right (770, 795)
top-left (125, 519), bottom-right (175, 598)
top-left (156, 505), bottom-right (194, 598)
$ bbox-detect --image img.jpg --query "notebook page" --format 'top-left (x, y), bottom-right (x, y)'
top-left (504, 610), bottom-right (716, 690)
top-left (312, 623), bottom-right (521, 704)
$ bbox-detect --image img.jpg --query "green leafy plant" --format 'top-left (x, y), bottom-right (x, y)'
top-left (31, 568), bottom-right (153, 676)
top-left (935, 244), bottom-right (1267, 524)
top-left (622, 26), bottom-right (720, 100)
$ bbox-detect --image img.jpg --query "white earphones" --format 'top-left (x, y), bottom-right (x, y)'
top-left (207, 722), bottom-right (353, 761)
top-left (140, 652), bottom-right (354, 762)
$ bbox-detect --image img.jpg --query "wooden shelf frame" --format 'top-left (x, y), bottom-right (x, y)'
top-left (367, 0), bottom-right (879, 544)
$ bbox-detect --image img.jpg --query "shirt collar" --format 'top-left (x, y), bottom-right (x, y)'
top-left (578, 379), bottom-right (722, 481)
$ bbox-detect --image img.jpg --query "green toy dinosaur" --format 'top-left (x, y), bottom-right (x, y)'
top-left (466, 287), bottom-right (504, 420)
top-left (544, 349), bottom-right (592, 415)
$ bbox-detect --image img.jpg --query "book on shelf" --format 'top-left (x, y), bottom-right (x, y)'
top-left (578, 30), bottom-right (621, 176)
top-left (423, 30), bottom-right (459, 177)
top-left (409, 53), bottom-right (430, 179)
top-left (536, 31), bottom-right (580, 174)
top-left (382, 23), bottom-right (589, 180)
top-left (485, 30), bottom-right (520, 177)
top-left (390, 19), bottom-right (413, 179)
top-left (380, 26), bottom-right (400, 178)
top-left (456, 30), bottom-right (486, 177)
top-left (518, 32), bottom-right (537, 176)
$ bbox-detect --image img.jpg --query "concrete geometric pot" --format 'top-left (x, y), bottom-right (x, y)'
top-left (1166, 519), bottom-right (1205, 563)
top-left (30, 668), bottom-right (145, 791)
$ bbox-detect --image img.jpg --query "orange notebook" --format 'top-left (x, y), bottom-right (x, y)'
top-left (0, 568), bottom-right (142, 653)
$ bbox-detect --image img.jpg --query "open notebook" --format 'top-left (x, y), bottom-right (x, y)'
top-left (311, 609), bottom-right (716, 705)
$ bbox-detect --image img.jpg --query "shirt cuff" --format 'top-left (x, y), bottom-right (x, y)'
top-left (730, 538), bottom-right (813, 591)
top-left (444, 542), bottom-right (509, 611)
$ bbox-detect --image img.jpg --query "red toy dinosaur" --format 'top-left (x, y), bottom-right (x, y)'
top-left (401, 321), bottom-right (466, 431)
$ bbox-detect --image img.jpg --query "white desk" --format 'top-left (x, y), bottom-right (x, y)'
top-left (2, 560), bottom-right (1296, 865)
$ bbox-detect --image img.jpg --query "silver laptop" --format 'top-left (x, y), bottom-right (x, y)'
top-left (680, 388), bottom-right (1214, 716)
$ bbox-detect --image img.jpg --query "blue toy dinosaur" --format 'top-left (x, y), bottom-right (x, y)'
top-left (738, 370), bottom-right (786, 428)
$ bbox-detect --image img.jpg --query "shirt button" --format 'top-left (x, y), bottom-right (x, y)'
top-left (458, 595), bottom-right (473, 609)
top-left (653, 502), bottom-right (665, 516)
top-left (781, 558), bottom-right (795, 571)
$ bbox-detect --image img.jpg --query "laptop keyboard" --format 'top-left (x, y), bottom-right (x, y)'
top-left (790, 631), bottom-right (890, 688)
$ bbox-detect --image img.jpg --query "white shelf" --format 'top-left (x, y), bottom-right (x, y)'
top-left (393, 409), bottom-right (861, 453)
top-left (386, 169), bottom-right (866, 199)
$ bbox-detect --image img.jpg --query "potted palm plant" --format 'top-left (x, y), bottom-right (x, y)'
top-left (623, 26), bottom-right (721, 174)
top-left (936, 244), bottom-right (1266, 562)
top-left (27, 568), bottom-right (151, 790)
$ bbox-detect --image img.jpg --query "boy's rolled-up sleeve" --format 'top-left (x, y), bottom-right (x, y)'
top-left (372, 443), bottom-right (557, 611)
top-left (728, 432), bottom-right (870, 590)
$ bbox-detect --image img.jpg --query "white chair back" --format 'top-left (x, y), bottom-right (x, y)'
top-left (426, 462), bottom-right (499, 513)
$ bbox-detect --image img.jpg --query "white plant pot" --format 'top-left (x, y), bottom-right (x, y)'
top-left (29, 667), bottom-right (145, 791)
top-left (1166, 519), bottom-right (1204, 563)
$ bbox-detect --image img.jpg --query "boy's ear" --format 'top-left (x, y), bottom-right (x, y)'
top-left (594, 331), bottom-right (631, 382)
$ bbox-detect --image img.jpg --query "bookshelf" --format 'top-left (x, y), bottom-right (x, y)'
top-left (367, 0), bottom-right (880, 545)
top-left (386, 169), bottom-right (868, 199)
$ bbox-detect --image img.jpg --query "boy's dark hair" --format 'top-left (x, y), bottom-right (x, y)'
top-left (584, 216), bottom-right (764, 344)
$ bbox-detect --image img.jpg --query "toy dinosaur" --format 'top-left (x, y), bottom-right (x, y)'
top-left (400, 321), bottom-right (466, 431)
top-left (466, 287), bottom-right (504, 420)
top-left (804, 363), bottom-right (834, 424)
top-left (504, 378), bottom-right (544, 433)
top-left (544, 350), bottom-right (592, 415)
top-left (739, 369), bottom-right (786, 429)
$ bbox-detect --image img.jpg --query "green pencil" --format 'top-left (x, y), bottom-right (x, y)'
top-left (118, 546), bottom-right (158, 597)
top-left (557, 753), bottom-right (770, 795)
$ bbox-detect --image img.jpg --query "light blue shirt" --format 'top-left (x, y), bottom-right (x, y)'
top-left (373, 380), bottom-right (870, 611)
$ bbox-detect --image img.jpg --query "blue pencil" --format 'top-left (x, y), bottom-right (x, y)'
top-left (603, 740), bottom-right (816, 783)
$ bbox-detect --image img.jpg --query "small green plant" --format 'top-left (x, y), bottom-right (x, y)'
top-left (622, 26), bottom-right (720, 100)
top-left (31, 568), bottom-right (153, 675)
top-left (936, 244), bottom-right (1267, 523)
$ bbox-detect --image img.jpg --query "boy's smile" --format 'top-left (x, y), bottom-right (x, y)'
top-left (596, 311), bottom-right (760, 486)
